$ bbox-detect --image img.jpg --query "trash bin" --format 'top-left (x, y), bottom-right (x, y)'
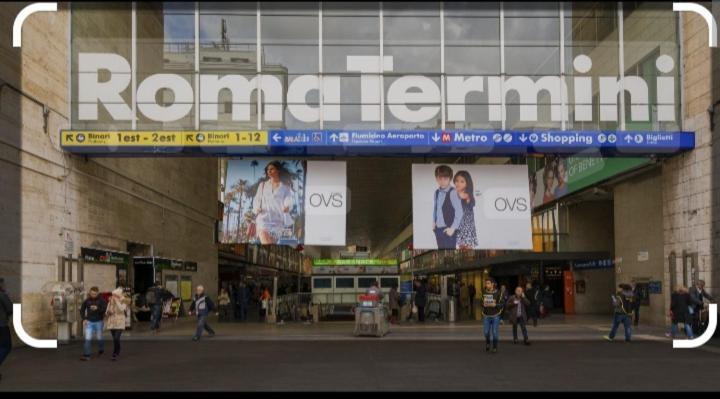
top-left (354, 294), bottom-right (389, 337)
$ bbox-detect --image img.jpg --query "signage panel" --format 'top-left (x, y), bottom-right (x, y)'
top-left (61, 129), bottom-right (694, 157)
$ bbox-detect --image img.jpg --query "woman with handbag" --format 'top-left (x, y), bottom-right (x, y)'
top-left (105, 288), bottom-right (130, 361)
top-left (251, 161), bottom-right (295, 245)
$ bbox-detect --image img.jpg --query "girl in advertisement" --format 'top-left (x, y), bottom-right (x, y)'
top-left (542, 163), bottom-right (556, 204)
top-left (252, 161), bottom-right (296, 244)
top-left (453, 171), bottom-right (478, 249)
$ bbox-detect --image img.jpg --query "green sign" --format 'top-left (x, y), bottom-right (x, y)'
top-left (312, 259), bottom-right (398, 266)
top-left (183, 261), bottom-right (198, 272)
top-left (81, 247), bottom-right (130, 265)
top-left (533, 156), bottom-right (650, 208)
top-left (567, 157), bottom-right (649, 193)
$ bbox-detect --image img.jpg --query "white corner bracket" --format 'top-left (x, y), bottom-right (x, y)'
top-left (12, 2), bottom-right (58, 48)
top-left (673, 303), bottom-right (717, 349)
top-left (12, 303), bottom-right (58, 349)
top-left (673, 2), bottom-right (718, 48)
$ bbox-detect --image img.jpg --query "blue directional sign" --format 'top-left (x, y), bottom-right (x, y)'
top-left (60, 129), bottom-right (694, 157)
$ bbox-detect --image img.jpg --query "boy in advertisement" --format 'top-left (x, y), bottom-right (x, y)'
top-left (432, 165), bottom-right (464, 249)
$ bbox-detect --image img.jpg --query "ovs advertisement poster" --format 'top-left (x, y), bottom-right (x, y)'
top-left (412, 164), bottom-right (532, 250)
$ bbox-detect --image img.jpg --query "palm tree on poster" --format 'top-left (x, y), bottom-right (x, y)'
top-left (223, 190), bottom-right (236, 242)
top-left (250, 160), bottom-right (259, 180)
top-left (231, 179), bottom-right (248, 242)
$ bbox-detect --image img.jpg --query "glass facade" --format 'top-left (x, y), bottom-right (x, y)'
top-left (70, 2), bottom-right (682, 133)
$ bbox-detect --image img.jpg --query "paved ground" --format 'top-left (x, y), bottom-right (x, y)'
top-left (2, 316), bottom-right (719, 391)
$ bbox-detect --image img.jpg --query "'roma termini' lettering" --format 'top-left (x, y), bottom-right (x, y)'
top-left (78, 53), bottom-right (676, 124)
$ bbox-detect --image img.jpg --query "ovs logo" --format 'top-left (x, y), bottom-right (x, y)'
top-left (482, 188), bottom-right (531, 220)
top-left (305, 185), bottom-right (346, 216)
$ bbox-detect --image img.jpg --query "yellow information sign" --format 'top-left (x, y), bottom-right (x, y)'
top-left (61, 130), bottom-right (268, 147)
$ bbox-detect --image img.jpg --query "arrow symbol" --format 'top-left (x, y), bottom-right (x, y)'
top-left (330, 133), bottom-right (338, 142)
top-left (519, 134), bottom-right (527, 143)
top-left (272, 133), bottom-right (282, 142)
top-left (432, 132), bottom-right (440, 142)
top-left (624, 135), bottom-right (633, 143)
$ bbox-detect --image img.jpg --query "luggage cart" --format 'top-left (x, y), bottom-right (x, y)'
top-left (353, 294), bottom-right (389, 337)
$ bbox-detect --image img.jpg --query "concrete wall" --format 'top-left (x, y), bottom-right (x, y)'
top-left (615, 168), bottom-right (666, 326)
top-left (0, 3), bottom-right (219, 340)
top-left (662, 3), bottom-right (718, 327)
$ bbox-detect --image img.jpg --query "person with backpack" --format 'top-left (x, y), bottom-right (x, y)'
top-left (188, 285), bottom-right (216, 341)
top-left (146, 283), bottom-right (168, 334)
top-left (666, 286), bottom-right (694, 339)
top-left (0, 278), bottom-right (13, 380)
top-left (604, 284), bottom-right (636, 342)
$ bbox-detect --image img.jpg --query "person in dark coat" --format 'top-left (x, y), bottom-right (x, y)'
top-left (541, 285), bottom-right (554, 317)
top-left (505, 286), bottom-right (531, 345)
top-left (688, 280), bottom-right (714, 334)
top-left (667, 286), bottom-right (694, 339)
top-left (630, 281), bottom-right (642, 326)
top-left (525, 281), bottom-right (540, 327)
top-left (413, 280), bottom-right (428, 323)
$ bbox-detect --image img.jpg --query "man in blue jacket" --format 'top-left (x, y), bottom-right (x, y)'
top-left (188, 285), bottom-right (216, 341)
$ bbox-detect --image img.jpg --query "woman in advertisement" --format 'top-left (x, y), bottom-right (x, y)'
top-left (252, 161), bottom-right (295, 245)
top-left (453, 171), bottom-right (478, 249)
top-left (542, 163), bottom-right (556, 204)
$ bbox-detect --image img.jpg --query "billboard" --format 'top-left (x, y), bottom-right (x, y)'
top-left (221, 159), bottom-right (346, 246)
top-left (412, 164), bottom-right (532, 250)
top-left (304, 161), bottom-right (347, 246)
top-left (222, 159), bottom-right (306, 246)
top-left (530, 156), bottom-right (650, 208)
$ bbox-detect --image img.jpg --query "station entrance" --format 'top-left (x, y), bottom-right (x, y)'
top-left (56, 1), bottom-right (693, 334)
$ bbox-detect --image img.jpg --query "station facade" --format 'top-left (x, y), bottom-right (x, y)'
top-left (0, 2), bottom-right (718, 339)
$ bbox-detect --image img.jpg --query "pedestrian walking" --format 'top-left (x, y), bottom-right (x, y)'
top-left (630, 281), bottom-right (642, 327)
top-left (259, 286), bottom-right (271, 322)
top-left (188, 285), bottom-right (216, 341)
top-left (480, 278), bottom-right (505, 354)
top-left (80, 287), bottom-right (108, 361)
top-left (0, 278), bottom-right (13, 381)
top-left (389, 284), bottom-right (400, 324)
top-left (498, 284), bottom-right (508, 324)
top-left (238, 282), bottom-right (249, 322)
top-left (525, 281), bottom-right (540, 327)
top-left (217, 288), bottom-right (231, 322)
top-left (414, 280), bottom-right (427, 323)
top-left (105, 287), bottom-right (130, 361)
top-left (467, 283), bottom-right (476, 319)
top-left (604, 284), bottom-right (635, 342)
top-left (666, 286), bottom-right (694, 339)
top-left (540, 285), bottom-right (554, 318)
top-left (688, 280), bottom-right (714, 334)
top-left (146, 283), bottom-right (168, 333)
top-left (506, 286), bottom-right (531, 345)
